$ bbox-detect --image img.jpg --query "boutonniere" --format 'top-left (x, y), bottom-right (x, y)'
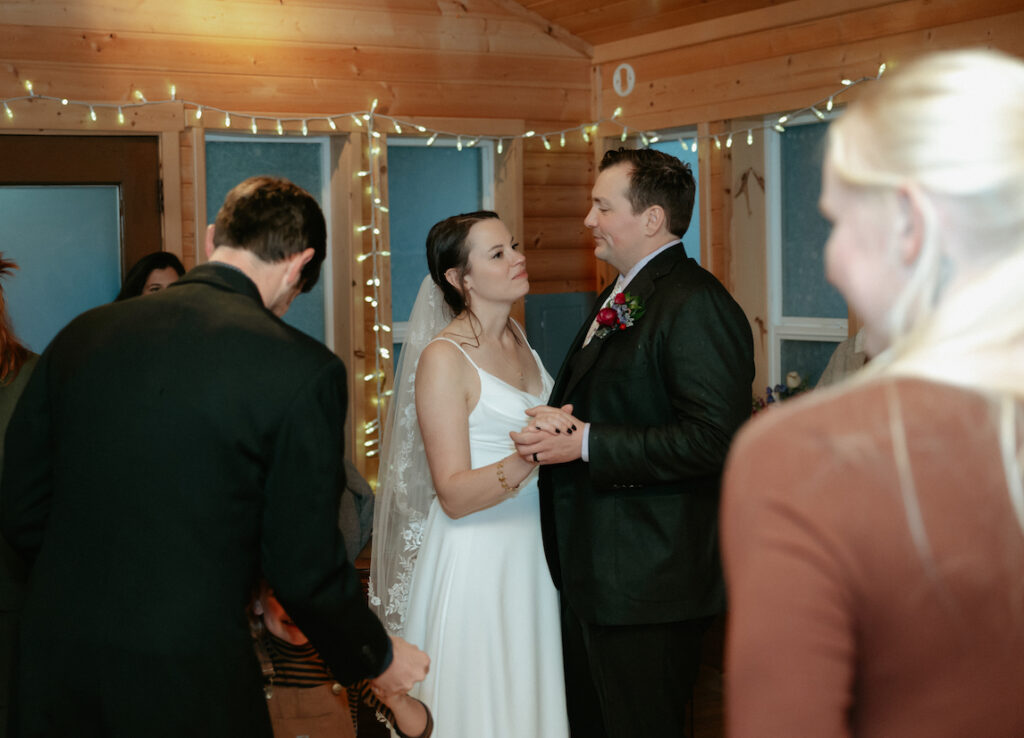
top-left (594, 291), bottom-right (645, 340)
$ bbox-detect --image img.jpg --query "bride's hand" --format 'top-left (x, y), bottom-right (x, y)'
top-left (524, 404), bottom-right (579, 436)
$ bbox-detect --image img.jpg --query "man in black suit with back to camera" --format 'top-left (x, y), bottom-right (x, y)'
top-left (0, 176), bottom-right (428, 737)
top-left (513, 148), bottom-right (754, 737)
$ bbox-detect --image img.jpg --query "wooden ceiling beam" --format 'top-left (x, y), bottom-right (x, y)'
top-left (489, 0), bottom-right (594, 58)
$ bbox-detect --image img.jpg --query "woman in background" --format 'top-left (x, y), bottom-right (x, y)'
top-left (115, 251), bottom-right (185, 300)
top-left (722, 49), bottom-right (1024, 737)
top-left (0, 254), bottom-right (38, 738)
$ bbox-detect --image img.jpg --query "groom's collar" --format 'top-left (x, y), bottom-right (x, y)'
top-left (617, 239), bottom-right (682, 290)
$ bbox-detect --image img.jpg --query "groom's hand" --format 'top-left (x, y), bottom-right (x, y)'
top-left (511, 405), bottom-right (584, 464)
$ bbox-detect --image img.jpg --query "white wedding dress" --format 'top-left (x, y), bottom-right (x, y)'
top-left (401, 337), bottom-right (570, 738)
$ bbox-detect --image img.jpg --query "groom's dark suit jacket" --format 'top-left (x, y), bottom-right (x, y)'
top-left (540, 244), bottom-right (754, 626)
top-left (0, 264), bottom-right (390, 736)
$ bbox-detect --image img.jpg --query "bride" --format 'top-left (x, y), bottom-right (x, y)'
top-left (370, 211), bottom-right (570, 737)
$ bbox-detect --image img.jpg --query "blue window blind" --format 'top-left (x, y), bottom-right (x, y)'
top-left (0, 185), bottom-right (121, 353)
top-left (206, 138), bottom-right (326, 343)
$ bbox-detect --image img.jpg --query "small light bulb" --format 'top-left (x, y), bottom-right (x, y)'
top-left (23, 80), bottom-right (33, 94)
top-left (89, 105), bottom-right (97, 121)
top-left (3, 102), bottom-right (13, 120)
top-left (640, 133), bottom-right (649, 147)
top-left (621, 127), bottom-right (629, 142)
top-left (393, 121), bottom-right (402, 134)
top-left (714, 135), bottom-right (721, 150)
top-left (224, 112), bottom-right (231, 127)
top-left (251, 118), bottom-right (258, 134)
top-left (691, 140), bottom-right (697, 152)
top-left (371, 98), bottom-right (378, 112)
top-left (542, 136), bottom-right (551, 150)
top-left (456, 136), bottom-right (463, 151)
top-left (416, 125), bottom-right (426, 132)
top-left (560, 132), bottom-right (566, 147)
top-left (582, 128), bottom-right (590, 144)
top-left (170, 84), bottom-right (176, 100)
top-left (747, 129), bottom-right (753, 146)
top-left (812, 106), bottom-right (825, 120)
top-left (774, 123), bottom-right (786, 133)
top-left (877, 62), bottom-right (887, 77)
top-left (523, 130), bottom-right (535, 138)
top-left (195, 106), bottom-right (203, 120)
top-left (61, 98), bottom-right (69, 106)
top-left (725, 133), bottom-right (733, 148)
top-left (301, 120), bottom-right (308, 136)
top-left (497, 138), bottom-right (504, 154)
top-left (427, 133), bottom-right (438, 146)
top-left (612, 106), bottom-right (623, 119)
top-left (826, 96), bottom-right (834, 112)
top-left (276, 119), bottom-right (283, 135)
top-left (351, 114), bottom-right (362, 126)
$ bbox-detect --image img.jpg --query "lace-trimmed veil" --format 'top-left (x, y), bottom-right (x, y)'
top-left (369, 275), bottom-right (452, 635)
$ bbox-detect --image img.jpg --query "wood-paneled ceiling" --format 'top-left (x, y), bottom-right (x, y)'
top-left (510, 0), bottom-right (802, 47)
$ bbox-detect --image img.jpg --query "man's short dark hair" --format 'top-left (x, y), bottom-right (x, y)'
top-left (213, 176), bottom-right (327, 293)
top-left (599, 147), bottom-right (696, 239)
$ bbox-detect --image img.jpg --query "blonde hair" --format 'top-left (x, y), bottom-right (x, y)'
top-left (828, 49), bottom-right (1024, 536)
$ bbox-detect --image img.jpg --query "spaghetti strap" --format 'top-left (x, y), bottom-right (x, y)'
top-left (427, 336), bottom-right (481, 372)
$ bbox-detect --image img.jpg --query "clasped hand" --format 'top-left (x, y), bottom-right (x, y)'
top-left (510, 404), bottom-right (584, 465)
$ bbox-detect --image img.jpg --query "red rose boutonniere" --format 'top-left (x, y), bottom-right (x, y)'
top-left (594, 291), bottom-right (645, 340)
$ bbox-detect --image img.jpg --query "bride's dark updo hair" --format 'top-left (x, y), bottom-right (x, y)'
top-left (426, 210), bottom-right (500, 315)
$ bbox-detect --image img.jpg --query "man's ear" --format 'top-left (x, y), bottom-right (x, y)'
top-left (642, 205), bottom-right (666, 236)
top-left (204, 224), bottom-right (216, 260)
top-left (285, 248), bottom-right (315, 289)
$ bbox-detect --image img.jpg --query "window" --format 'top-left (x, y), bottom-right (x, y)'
top-left (205, 134), bottom-right (333, 346)
top-left (765, 115), bottom-right (847, 387)
top-left (386, 137), bottom-right (494, 353)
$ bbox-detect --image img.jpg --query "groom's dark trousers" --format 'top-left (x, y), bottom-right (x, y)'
top-left (539, 244), bottom-right (754, 737)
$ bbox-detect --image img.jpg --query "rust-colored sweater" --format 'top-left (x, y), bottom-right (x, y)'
top-left (722, 378), bottom-right (1024, 738)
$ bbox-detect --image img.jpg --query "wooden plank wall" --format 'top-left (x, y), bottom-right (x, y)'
top-left (0, 0), bottom-right (591, 265)
top-left (590, 0), bottom-right (1024, 383)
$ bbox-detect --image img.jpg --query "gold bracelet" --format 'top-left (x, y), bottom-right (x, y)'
top-left (496, 459), bottom-right (520, 497)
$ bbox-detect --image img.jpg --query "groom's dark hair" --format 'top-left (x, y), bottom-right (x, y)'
top-left (600, 147), bottom-right (696, 239)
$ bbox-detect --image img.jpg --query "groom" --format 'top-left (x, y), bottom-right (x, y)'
top-left (513, 147), bottom-right (754, 737)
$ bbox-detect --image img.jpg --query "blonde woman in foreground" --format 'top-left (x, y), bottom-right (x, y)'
top-left (722, 49), bottom-right (1024, 737)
